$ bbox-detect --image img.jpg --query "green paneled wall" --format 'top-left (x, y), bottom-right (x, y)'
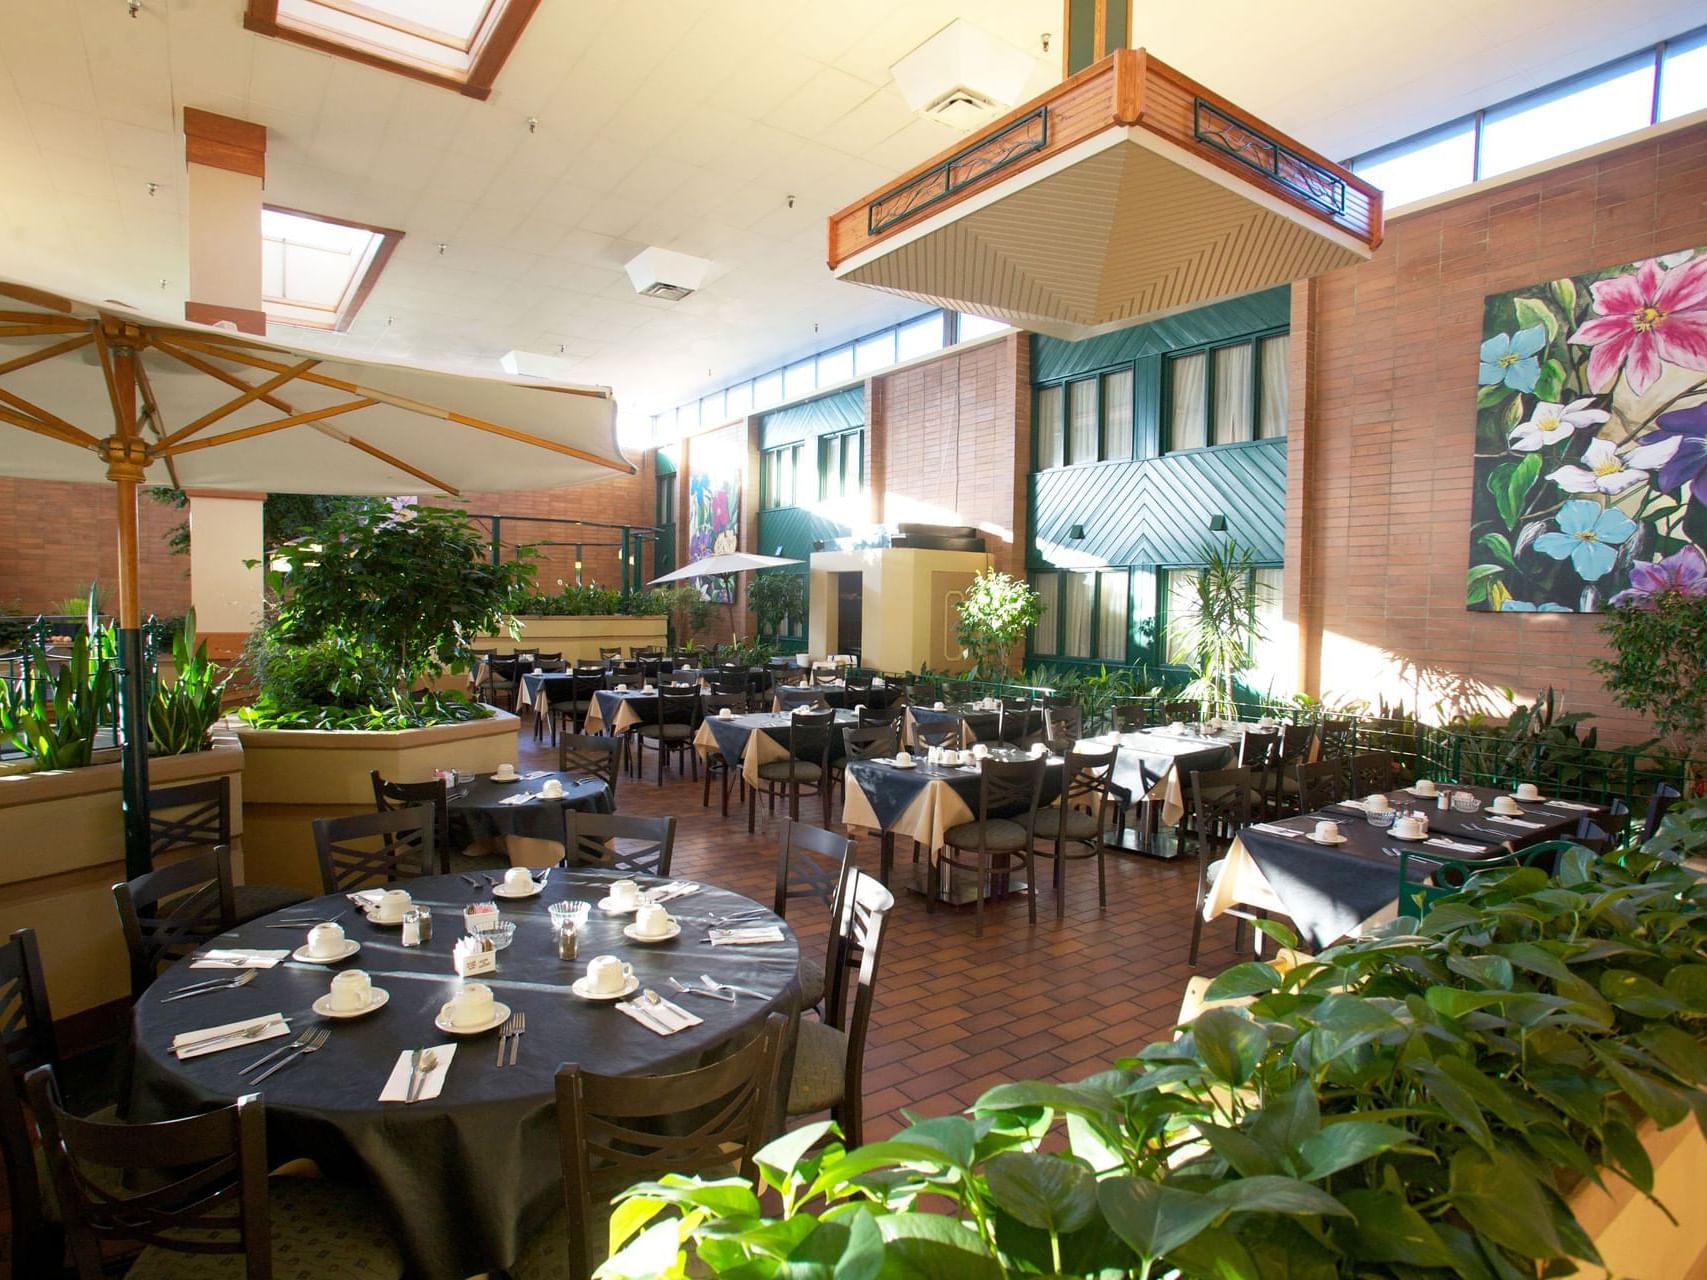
top-left (1031, 286), bottom-right (1291, 383)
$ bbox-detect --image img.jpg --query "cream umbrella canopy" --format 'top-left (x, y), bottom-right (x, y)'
top-left (0, 276), bottom-right (631, 875)
top-left (649, 552), bottom-right (801, 642)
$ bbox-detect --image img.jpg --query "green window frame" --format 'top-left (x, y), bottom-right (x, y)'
top-left (818, 428), bottom-right (864, 501)
top-left (1158, 563), bottom-right (1284, 670)
top-left (1164, 330), bottom-right (1290, 453)
top-left (654, 472), bottom-right (676, 528)
top-left (760, 442), bottom-right (803, 510)
top-left (1034, 365), bottom-right (1137, 468)
top-left (1030, 568), bottom-right (1133, 662)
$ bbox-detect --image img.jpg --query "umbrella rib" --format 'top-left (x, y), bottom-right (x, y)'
top-left (91, 326), bottom-right (127, 438)
top-left (134, 363), bottom-right (182, 490)
top-left (159, 398), bottom-right (377, 456)
top-left (157, 357), bottom-right (318, 447)
top-left (0, 322), bottom-right (84, 338)
top-left (148, 339), bottom-right (298, 414)
top-left (333, 431), bottom-right (461, 496)
top-left (0, 332), bottom-right (94, 377)
top-left (0, 403), bottom-right (96, 449)
top-left (0, 386), bottom-right (94, 445)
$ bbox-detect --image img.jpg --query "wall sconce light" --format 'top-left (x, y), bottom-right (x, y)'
top-left (812, 540), bottom-right (826, 552)
top-left (1208, 514), bottom-right (1228, 532)
top-left (1069, 524), bottom-right (1086, 540)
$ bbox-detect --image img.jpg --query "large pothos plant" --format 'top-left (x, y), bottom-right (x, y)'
top-left (599, 847), bottom-right (1707, 1279)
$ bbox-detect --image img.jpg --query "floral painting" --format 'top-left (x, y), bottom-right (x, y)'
top-left (1467, 248), bottom-right (1707, 612)
top-left (687, 423), bottom-right (743, 603)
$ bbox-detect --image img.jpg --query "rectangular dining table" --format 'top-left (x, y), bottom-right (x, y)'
top-left (692, 709), bottom-right (857, 787)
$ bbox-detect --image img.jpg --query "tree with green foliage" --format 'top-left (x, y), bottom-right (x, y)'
top-left (955, 569), bottom-right (1042, 683)
top-left (1170, 539), bottom-right (1263, 721)
top-left (1592, 572), bottom-right (1707, 765)
top-left (746, 571), bottom-right (804, 639)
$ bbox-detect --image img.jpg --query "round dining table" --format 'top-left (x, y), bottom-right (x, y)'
top-left (447, 769), bottom-right (612, 846)
top-left (129, 869), bottom-right (802, 1280)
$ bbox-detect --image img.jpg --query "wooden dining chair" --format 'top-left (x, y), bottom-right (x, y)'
top-left (1238, 729), bottom-right (1280, 819)
top-left (369, 771), bottom-right (451, 870)
top-left (1318, 716), bottom-right (1356, 761)
top-left (1640, 782), bottom-right (1682, 843)
top-left (636, 690), bottom-right (700, 784)
top-left (785, 872), bottom-right (896, 1147)
top-left (748, 707), bottom-right (835, 833)
top-left (27, 1066), bottom-right (404, 1280)
top-left (1110, 702), bottom-right (1146, 732)
top-left (1271, 723), bottom-right (1317, 815)
top-left (773, 819), bottom-right (855, 1013)
top-left (1032, 746), bottom-right (1118, 920)
top-left (559, 732), bottom-right (623, 806)
top-left (1188, 766), bottom-right (1257, 965)
top-left (1350, 750), bottom-right (1395, 797)
top-left (913, 716), bottom-right (964, 752)
top-left (148, 776), bottom-right (312, 923)
top-left (937, 756), bottom-right (1047, 937)
top-left (113, 846), bottom-right (238, 998)
top-left (563, 812), bottom-right (676, 878)
top-left (904, 680), bottom-right (939, 706)
top-left (1159, 700), bottom-right (1198, 724)
top-left (1043, 702), bottom-right (1084, 743)
top-left (1294, 758), bottom-right (1349, 812)
top-left (2, 929), bottom-right (63, 1276)
top-left (311, 805), bottom-right (436, 894)
top-left (508, 1014), bottom-right (787, 1280)
top-left (777, 685), bottom-right (832, 712)
top-left (534, 676), bottom-right (581, 745)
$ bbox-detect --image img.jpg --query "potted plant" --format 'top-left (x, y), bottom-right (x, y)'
top-left (1170, 539), bottom-right (1263, 722)
top-left (486, 581), bottom-right (671, 662)
top-left (147, 609), bottom-right (231, 756)
top-left (747, 572), bottom-right (804, 644)
top-left (956, 569), bottom-right (1042, 682)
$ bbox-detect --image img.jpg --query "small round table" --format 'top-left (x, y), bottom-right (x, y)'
top-left (448, 770), bottom-right (611, 848)
top-left (129, 870), bottom-right (801, 1280)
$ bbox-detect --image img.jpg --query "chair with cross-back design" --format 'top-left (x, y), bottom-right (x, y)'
top-left (1, 928), bottom-right (63, 1276)
top-left (113, 847), bottom-right (238, 998)
top-left (563, 812), bottom-right (675, 878)
top-left (1032, 746), bottom-right (1118, 920)
top-left (1350, 750), bottom-right (1395, 798)
top-left (749, 707), bottom-right (835, 833)
top-left (1111, 702), bottom-right (1146, 732)
top-left (1294, 758), bottom-right (1349, 813)
top-left (1187, 765), bottom-right (1257, 965)
top-left (507, 1013), bottom-right (787, 1280)
top-left (559, 732), bottom-right (622, 808)
top-left (311, 806), bottom-right (436, 895)
top-left (936, 755), bottom-right (1047, 937)
top-left (912, 715), bottom-right (964, 752)
top-left (148, 777), bottom-right (312, 924)
top-left (772, 819), bottom-right (855, 1013)
top-left (368, 772), bottom-right (451, 869)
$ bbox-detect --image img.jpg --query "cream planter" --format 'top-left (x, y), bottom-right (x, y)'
top-left (237, 709), bottom-right (519, 894)
top-left (0, 735), bottom-right (245, 1018)
top-left (477, 615), bottom-right (668, 662)
top-left (1567, 1115), bottom-right (1707, 1276)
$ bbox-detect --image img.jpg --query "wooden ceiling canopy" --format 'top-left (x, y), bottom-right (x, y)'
top-left (827, 49), bottom-right (1383, 339)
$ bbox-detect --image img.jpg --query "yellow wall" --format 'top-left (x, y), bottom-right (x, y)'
top-left (807, 548), bottom-right (990, 672)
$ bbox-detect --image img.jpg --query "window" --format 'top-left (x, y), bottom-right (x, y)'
top-left (1163, 564), bottom-right (1284, 673)
top-left (783, 359), bottom-right (816, 402)
top-left (855, 331), bottom-right (896, 376)
top-left (1164, 568), bottom-right (1200, 666)
top-left (1032, 573), bottom-right (1059, 656)
top-left (1166, 335), bottom-right (1288, 451)
top-left (1351, 119), bottom-right (1476, 207)
top-left (1033, 568), bottom-right (1136, 661)
top-left (725, 381), bottom-right (752, 418)
top-left (246, 0), bottom-right (538, 99)
top-left (655, 474), bottom-right (676, 528)
top-left (1101, 368), bottom-right (1133, 460)
top-left (1660, 28), bottom-right (1707, 120)
top-left (753, 370), bottom-right (784, 411)
top-left (1060, 571), bottom-right (1093, 658)
top-left (699, 391), bottom-right (724, 427)
top-left (1096, 569), bottom-right (1129, 661)
top-left (1036, 384), bottom-right (1065, 469)
top-left (260, 206), bottom-right (401, 331)
top-left (956, 312), bottom-right (1008, 342)
top-left (1479, 53), bottom-right (1656, 179)
top-left (819, 429), bottom-right (864, 501)
top-left (1248, 567), bottom-right (1287, 694)
top-left (761, 443), bottom-right (802, 510)
top-left (1067, 378), bottom-right (1098, 462)
top-left (816, 345), bottom-right (854, 386)
top-left (896, 312), bottom-right (946, 361)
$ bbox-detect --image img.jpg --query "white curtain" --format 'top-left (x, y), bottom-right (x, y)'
top-left (1101, 368), bottom-right (1133, 460)
top-left (1096, 569), bottom-right (1129, 660)
top-left (1170, 354), bottom-right (1207, 450)
top-left (1165, 568), bottom-right (1201, 665)
top-left (1032, 573), bottom-right (1059, 655)
top-left (1214, 344), bottom-right (1254, 444)
top-left (1037, 385), bottom-right (1065, 469)
top-left (1062, 572), bottom-right (1093, 657)
top-left (1260, 335), bottom-right (1290, 438)
top-left (1068, 378), bottom-right (1098, 463)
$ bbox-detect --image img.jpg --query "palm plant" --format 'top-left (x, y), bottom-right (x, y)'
top-left (1170, 539), bottom-right (1263, 721)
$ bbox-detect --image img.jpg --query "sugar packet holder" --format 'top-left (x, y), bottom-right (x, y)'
top-left (453, 934), bottom-right (496, 977)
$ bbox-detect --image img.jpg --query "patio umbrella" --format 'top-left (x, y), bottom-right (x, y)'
top-left (0, 276), bottom-right (631, 877)
top-left (649, 552), bottom-right (801, 643)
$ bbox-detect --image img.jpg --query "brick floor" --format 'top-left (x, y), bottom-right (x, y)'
top-left (518, 725), bottom-right (1242, 1141)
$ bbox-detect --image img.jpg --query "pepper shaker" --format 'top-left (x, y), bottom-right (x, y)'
top-left (555, 923), bottom-right (578, 960)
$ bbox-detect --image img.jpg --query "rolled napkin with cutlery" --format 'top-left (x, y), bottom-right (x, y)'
top-left (645, 881), bottom-right (702, 903)
top-left (616, 994), bottom-right (703, 1035)
top-left (707, 925), bottom-right (785, 946)
top-left (173, 1014), bottom-right (290, 1060)
top-left (521, 770), bottom-right (551, 780)
top-left (1249, 823), bottom-right (1305, 838)
top-left (498, 792), bottom-right (538, 806)
top-left (1425, 837), bottom-right (1489, 854)
top-left (1487, 815), bottom-right (1544, 829)
top-left (1543, 799), bottom-right (1596, 811)
top-left (347, 889), bottom-right (387, 910)
top-left (381, 1045), bottom-right (456, 1103)
top-left (191, 949), bottom-right (289, 969)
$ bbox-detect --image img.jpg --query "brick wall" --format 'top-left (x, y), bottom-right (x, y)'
top-left (1294, 120), bottom-right (1707, 744)
top-left (0, 477), bottom-right (192, 618)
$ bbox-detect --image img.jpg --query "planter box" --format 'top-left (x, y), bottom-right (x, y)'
top-left (1567, 1116), bottom-right (1707, 1277)
top-left (236, 709), bottom-right (520, 894)
top-left (478, 615), bottom-right (668, 662)
top-left (0, 735), bottom-right (245, 1018)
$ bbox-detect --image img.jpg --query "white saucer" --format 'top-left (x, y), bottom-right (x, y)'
top-left (312, 988), bottom-right (389, 1019)
top-left (492, 881), bottom-right (543, 899)
top-left (1510, 793), bottom-right (1547, 804)
top-left (1307, 832), bottom-right (1350, 845)
top-left (490, 773), bottom-right (521, 784)
top-left (1404, 786), bottom-right (1441, 798)
top-left (367, 912), bottom-right (408, 927)
top-left (1387, 829), bottom-right (1429, 841)
top-left (292, 939), bottom-right (361, 964)
top-left (433, 1000), bottom-right (511, 1036)
top-left (623, 922), bottom-right (681, 944)
top-left (890, 760), bottom-right (917, 770)
top-left (1485, 806), bottom-right (1528, 817)
top-left (597, 896), bottom-right (641, 914)
top-left (572, 975), bottom-right (639, 1001)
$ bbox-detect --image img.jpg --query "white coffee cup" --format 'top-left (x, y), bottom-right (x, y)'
top-left (503, 867), bottom-right (535, 894)
top-left (377, 889), bottom-right (412, 923)
top-left (636, 903), bottom-right (674, 938)
top-left (540, 778), bottom-right (565, 799)
top-left (329, 969), bottom-right (371, 1012)
top-left (609, 879), bottom-right (641, 909)
top-left (971, 743), bottom-right (989, 759)
top-left (493, 762), bottom-right (517, 780)
top-left (933, 701), bottom-right (946, 710)
top-left (1313, 820), bottom-right (1342, 842)
top-left (444, 981), bottom-right (495, 1028)
top-left (307, 921), bottom-right (345, 957)
top-left (1515, 782), bottom-right (1541, 801)
top-left (1030, 741), bottom-right (1047, 757)
top-left (616, 683), bottom-right (628, 692)
top-left (587, 955), bottom-right (634, 994)
top-left (1393, 816), bottom-right (1424, 840)
top-left (719, 707), bottom-right (733, 719)
top-left (1365, 793), bottom-right (1391, 813)
top-left (895, 750), bottom-right (913, 765)
top-left (1413, 778), bottom-right (1438, 796)
top-left (1169, 721), bottom-right (1187, 734)
top-left (1492, 795), bottom-right (1521, 815)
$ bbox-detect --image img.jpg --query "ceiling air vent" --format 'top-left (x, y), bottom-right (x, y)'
top-left (624, 246), bottom-right (715, 303)
top-left (890, 20), bottom-right (1037, 130)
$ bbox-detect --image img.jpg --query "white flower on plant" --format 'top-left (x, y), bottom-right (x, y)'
top-left (1507, 397), bottom-right (1610, 452)
top-left (1546, 438), bottom-right (1649, 495)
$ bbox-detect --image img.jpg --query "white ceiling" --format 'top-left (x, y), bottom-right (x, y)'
top-left (0, 0), bottom-right (1700, 424)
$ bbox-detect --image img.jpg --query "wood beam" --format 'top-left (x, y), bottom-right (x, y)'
top-left (336, 433), bottom-right (461, 496)
top-left (157, 357), bottom-right (318, 447)
top-left (135, 362), bottom-right (183, 490)
top-left (0, 404), bottom-right (96, 449)
top-left (183, 107), bottom-right (267, 180)
top-left (147, 338), bottom-right (298, 414)
top-left (0, 386), bottom-right (92, 446)
top-left (0, 332), bottom-right (94, 378)
top-left (0, 322), bottom-right (84, 338)
top-left (161, 398), bottom-right (377, 455)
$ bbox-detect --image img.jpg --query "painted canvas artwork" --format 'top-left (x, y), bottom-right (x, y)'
top-left (688, 423), bottom-right (743, 602)
top-left (1466, 248), bottom-right (1707, 613)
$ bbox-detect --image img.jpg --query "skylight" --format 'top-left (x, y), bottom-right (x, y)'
top-left (260, 207), bottom-right (400, 332)
top-left (245, 0), bottom-right (538, 98)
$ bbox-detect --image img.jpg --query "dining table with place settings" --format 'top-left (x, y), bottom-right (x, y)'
top-left (447, 769), bottom-right (613, 847)
top-left (126, 868), bottom-right (803, 1280)
top-left (768, 679), bottom-right (900, 711)
top-left (692, 708), bottom-right (858, 787)
top-left (1092, 724), bottom-right (1243, 827)
top-left (904, 701), bottom-right (1003, 746)
top-left (1203, 781), bottom-right (1616, 950)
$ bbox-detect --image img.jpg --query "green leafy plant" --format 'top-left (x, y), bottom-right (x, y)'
top-left (1592, 589), bottom-right (1707, 765)
top-left (656, 584), bottom-right (715, 647)
top-left (0, 592), bottom-right (115, 770)
top-left (1170, 540), bottom-right (1262, 722)
top-left (146, 609), bottom-right (230, 756)
top-left (956, 569), bottom-right (1042, 683)
top-left (237, 686), bottom-right (489, 732)
top-left (602, 847), bottom-right (1707, 1279)
top-left (746, 571), bottom-right (804, 640)
top-left (148, 485), bottom-right (191, 558)
top-left (1026, 662), bottom-right (1157, 733)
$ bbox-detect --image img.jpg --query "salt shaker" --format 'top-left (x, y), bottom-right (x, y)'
top-left (1436, 790), bottom-right (1450, 811)
top-left (555, 922), bottom-right (578, 960)
top-left (401, 905), bottom-right (432, 946)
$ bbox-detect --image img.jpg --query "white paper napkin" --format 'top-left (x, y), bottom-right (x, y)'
top-left (1488, 815), bottom-right (1543, 829)
top-left (1543, 799), bottom-right (1595, 812)
top-left (191, 949), bottom-right (290, 969)
top-left (379, 1045), bottom-right (457, 1102)
top-left (1425, 837), bottom-right (1487, 855)
top-left (521, 771), bottom-right (551, 781)
top-left (347, 890), bottom-right (386, 909)
top-left (1250, 823), bottom-right (1305, 839)
top-left (498, 792), bottom-right (538, 806)
top-left (646, 881), bottom-right (701, 903)
top-left (708, 926), bottom-right (785, 946)
top-left (173, 1014), bottom-right (290, 1060)
top-left (616, 998), bottom-right (702, 1035)
top-left (1335, 799), bottom-right (1370, 812)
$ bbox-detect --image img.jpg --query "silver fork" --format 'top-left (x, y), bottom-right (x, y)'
top-left (251, 1027), bottom-right (328, 1083)
top-left (496, 1013), bottom-right (518, 1067)
top-left (670, 976), bottom-right (733, 1002)
top-left (241, 1026), bottom-right (317, 1075)
top-left (161, 970), bottom-right (258, 1002)
top-left (508, 1011), bottom-right (525, 1066)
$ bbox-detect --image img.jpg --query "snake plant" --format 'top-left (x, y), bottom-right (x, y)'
top-left (0, 607), bottom-right (115, 771)
top-left (147, 608), bottom-right (230, 756)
